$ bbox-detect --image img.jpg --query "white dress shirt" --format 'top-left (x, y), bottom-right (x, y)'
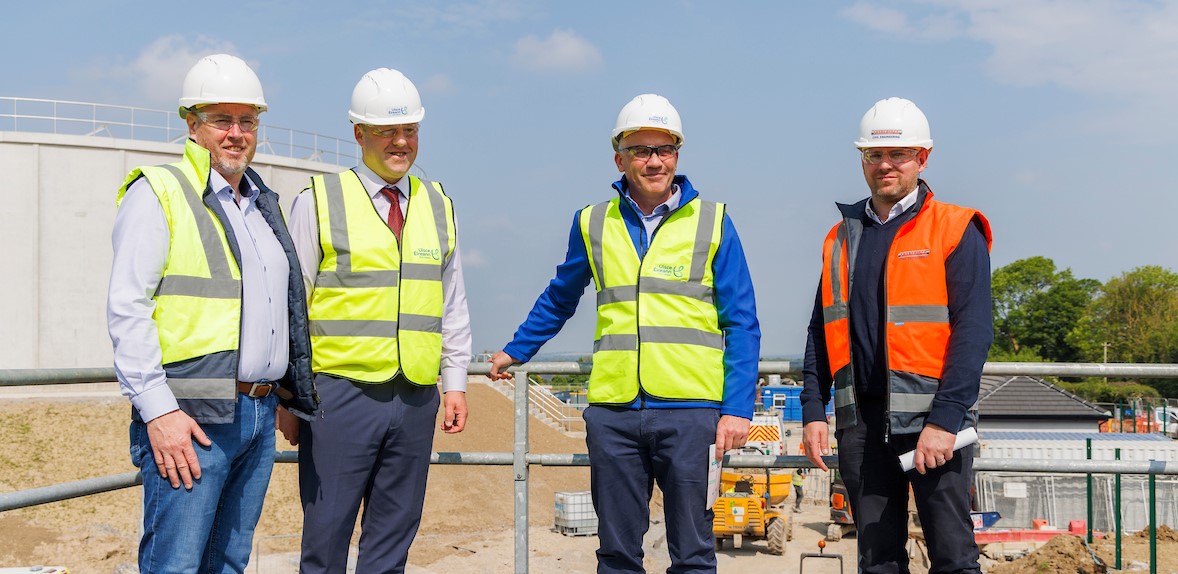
top-left (287, 163), bottom-right (473, 392)
top-left (108, 168), bottom-right (291, 422)
top-left (866, 186), bottom-right (919, 224)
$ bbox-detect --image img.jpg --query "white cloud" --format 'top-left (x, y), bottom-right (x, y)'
top-left (513, 29), bottom-right (602, 73)
top-left (422, 74), bottom-right (456, 96)
top-left (841, 3), bottom-right (911, 32)
top-left (841, 0), bottom-right (1178, 140)
top-left (75, 35), bottom-right (248, 110)
top-left (843, 1), bottom-right (1178, 102)
top-left (841, 2), bottom-right (963, 40)
top-left (463, 248), bottom-right (488, 268)
top-left (393, 0), bottom-right (534, 37)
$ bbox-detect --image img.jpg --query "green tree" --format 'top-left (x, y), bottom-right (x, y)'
top-left (1067, 266), bottom-right (1178, 365)
top-left (990, 257), bottom-right (1098, 361)
top-left (1066, 266), bottom-right (1178, 398)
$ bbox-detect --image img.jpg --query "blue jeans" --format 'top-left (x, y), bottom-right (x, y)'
top-left (130, 393), bottom-right (277, 574)
top-left (584, 406), bottom-right (720, 574)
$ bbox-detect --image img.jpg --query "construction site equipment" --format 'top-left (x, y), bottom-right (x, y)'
top-left (826, 469), bottom-right (855, 541)
top-left (554, 490), bottom-right (597, 536)
top-left (611, 94), bottom-right (683, 148)
top-left (745, 410), bottom-right (786, 456)
top-left (853, 97), bottom-right (932, 150)
top-left (712, 465), bottom-right (792, 555)
top-left (348, 68), bottom-right (425, 125)
top-left (799, 538), bottom-right (844, 573)
top-left (178, 54), bottom-right (267, 118)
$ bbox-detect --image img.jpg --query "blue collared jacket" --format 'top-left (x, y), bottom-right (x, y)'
top-left (503, 175), bottom-right (761, 419)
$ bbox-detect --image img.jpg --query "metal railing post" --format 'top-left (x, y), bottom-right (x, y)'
top-left (1115, 447), bottom-right (1122, 570)
top-left (1086, 438), bottom-right (1093, 543)
top-left (513, 369), bottom-right (529, 574)
top-left (1149, 472), bottom-right (1157, 574)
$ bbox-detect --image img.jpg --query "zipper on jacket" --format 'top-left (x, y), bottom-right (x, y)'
top-left (629, 197), bottom-right (689, 408)
top-left (395, 187), bottom-right (408, 381)
top-left (840, 218), bottom-right (863, 439)
top-left (364, 179), bottom-right (407, 382)
top-left (880, 205), bottom-right (922, 444)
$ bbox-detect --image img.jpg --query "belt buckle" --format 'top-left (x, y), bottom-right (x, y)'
top-left (247, 382), bottom-right (272, 398)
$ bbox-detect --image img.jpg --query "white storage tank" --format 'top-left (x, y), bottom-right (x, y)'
top-left (554, 491), bottom-right (598, 536)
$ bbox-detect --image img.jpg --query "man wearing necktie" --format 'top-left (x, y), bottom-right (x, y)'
top-left (286, 68), bottom-right (472, 573)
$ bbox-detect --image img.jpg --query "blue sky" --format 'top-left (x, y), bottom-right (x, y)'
top-left (5, 0), bottom-right (1178, 357)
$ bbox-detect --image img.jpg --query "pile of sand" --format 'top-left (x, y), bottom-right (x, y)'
top-left (1134, 524), bottom-right (1178, 542)
top-left (987, 535), bottom-right (1106, 574)
top-left (0, 383), bottom-right (591, 572)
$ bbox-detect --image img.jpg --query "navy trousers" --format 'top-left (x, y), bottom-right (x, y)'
top-left (298, 374), bottom-right (440, 574)
top-left (836, 398), bottom-right (980, 574)
top-left (584, 406), bottom-right (719, 574)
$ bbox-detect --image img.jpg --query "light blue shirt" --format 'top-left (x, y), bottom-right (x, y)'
top-left (623, 185), bottom-right (681, 241)
top-left (108, 168), bottom-right (290, 422)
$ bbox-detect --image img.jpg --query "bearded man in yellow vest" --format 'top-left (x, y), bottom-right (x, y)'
top-left (800, 98), bottom-right (993, 574)
top-left (284, 68), bottom-right (472, 574)
top-left (490, 94), bottom-right (761, 573)
top-left (108, 54), bottom-right (317, 573)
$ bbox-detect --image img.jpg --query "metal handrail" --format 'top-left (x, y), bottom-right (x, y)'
top-left (3, 361), bottom-right (1178, 574)
top-left (0, 96), bottom-right (359, 166)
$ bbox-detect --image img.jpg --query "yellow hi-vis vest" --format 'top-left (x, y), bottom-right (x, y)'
top-left (580, 196), bottom-right (726, 404)
top-left (115, 140), bottom-right (243, 411)
top-left (307, 171), bottom-right (455, 384)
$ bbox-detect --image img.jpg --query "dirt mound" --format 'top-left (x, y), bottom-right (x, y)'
top-left (1133, 524), bottom-right (1178, 542)
top-left (988, 535), bottom-right (1106, 574)
top-left (0, 382), bottom-right (591, 571)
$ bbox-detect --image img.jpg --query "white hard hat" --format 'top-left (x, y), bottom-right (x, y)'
top-left (611, 94), bottom-right (684, 149)
top-left (854, 97), bottom-right (933, 149)
top-left (348, 68), bottom-right (425, 126)
top-left (178, 54), bottom-right (268, 118)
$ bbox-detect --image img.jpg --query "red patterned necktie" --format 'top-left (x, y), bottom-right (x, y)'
top-left (379, 186), bottom-right (404, 242)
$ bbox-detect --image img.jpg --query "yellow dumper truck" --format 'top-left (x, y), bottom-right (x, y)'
top-left (712, 469), bottom-right (792, 555)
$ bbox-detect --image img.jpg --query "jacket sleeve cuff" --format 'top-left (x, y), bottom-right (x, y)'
top-left (925, 401), bottom-right (968, 433)
top-left (801, 400), bottom-right (829, 426)
top-left (720, 404), bottom-right (753, 419)
top-left (132, 384), bottom-right (181, 423)
top-left (501, 344), bottom-right (530, 364)
top-left (441, 368), bottom-right (468, 393)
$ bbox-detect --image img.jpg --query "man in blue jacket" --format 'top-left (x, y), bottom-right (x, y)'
top-left (490, 94), bottom-right (760, 573)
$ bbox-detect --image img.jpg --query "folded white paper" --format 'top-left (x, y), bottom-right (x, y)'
top-left (706, 444), bottom-right (722, 509)
top-left (898, 427), bottom-right (979, 472)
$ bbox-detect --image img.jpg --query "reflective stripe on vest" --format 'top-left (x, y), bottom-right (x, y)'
top-left (115, 140), bottom-right (242, 382)
top-left (820, 191), bottom-right (992, 433)
top-left (307, 171), bottom-right (453, 384)
top-left (580, 196), bottom-right (725, 404)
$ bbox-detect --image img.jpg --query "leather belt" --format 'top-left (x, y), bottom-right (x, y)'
top-left (238, 381), bottom-right (276, 398)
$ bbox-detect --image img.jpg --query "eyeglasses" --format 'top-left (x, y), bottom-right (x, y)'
top-left (861, 148), bottom-right (921, 165)
top-left (364, 124), bottom-right (419, 138)
top-left (619, 144), bottom-right (679, 160)
top-left (195, 112), bottom-right (260, 132)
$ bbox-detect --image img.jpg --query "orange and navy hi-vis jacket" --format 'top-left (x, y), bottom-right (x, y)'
top-left (820, 188), bottom-right (992, 434)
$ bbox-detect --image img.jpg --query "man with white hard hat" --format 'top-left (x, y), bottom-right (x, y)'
top-left (800, 97), bottom-right (993, 573)
top-left (490, 94), bottom-right (761, 572)
top-left (108, 53), bottom-right (317, 572)
top-left (285, 67), bottom-right (471, 573)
